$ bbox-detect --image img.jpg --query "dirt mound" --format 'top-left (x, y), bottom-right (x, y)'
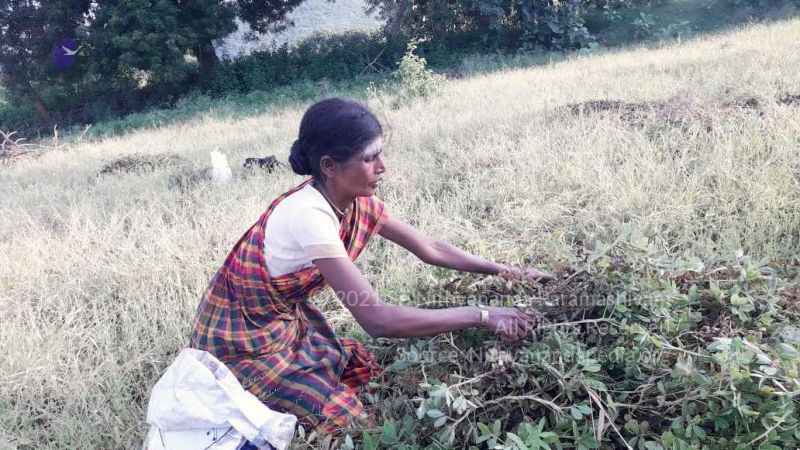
top-left (99, 153), bottom-right (186, 175)
top-left (780, 93), bottom-right (800, 106)
top-left (564, 94), bottom-right (764, 132)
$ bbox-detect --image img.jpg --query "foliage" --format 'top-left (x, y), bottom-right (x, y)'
top-left (393, 39), bottom-right (446, 101)
top-left (85, 0), bottom-right (210, 96)
top-left (202, 31), bottom-right (407, 96)
top-left (0, 0), bottom-right (306, 136)
top-left (364, 0), bottom-right (595, 51)
top-left (318, 224), bottom-right (800, 449)
top-left (234, 0), bottom-right (306, 33)
top-left (654, 20), bottom-right (692, 41)
top-left (0, 0), bottom-right (93, 123)
top-left (722, 0), bottom-right (795, 8)
top-left (0, 102), bottom-right (37, 133)
top-left (632, 12), bottom-right (656, 38)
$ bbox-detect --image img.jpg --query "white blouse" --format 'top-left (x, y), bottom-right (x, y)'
top-left (263, 183), bottom-right (349, 277)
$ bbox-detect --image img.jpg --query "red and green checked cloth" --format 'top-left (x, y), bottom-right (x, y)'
top-left (190, 178), bottom-right (388, 432)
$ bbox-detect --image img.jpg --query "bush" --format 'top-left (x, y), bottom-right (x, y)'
top-left (368, 0), bottom-right (595, 53)
top-left (632, 11), bottom-right (656, 38)
top-left (202, 31), bottom-right (408, 97)
top-left (0, 103), bottom-right (37, 134)
top-left (342, 225), bottom-right (800, 449)
top-left (394, 39), bottom-right (446, 100)
top-left (655, 20), bottom-right (693, 41)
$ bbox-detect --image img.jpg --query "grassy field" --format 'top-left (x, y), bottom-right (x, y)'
top-left (2, 18), bottom-right (800, 449)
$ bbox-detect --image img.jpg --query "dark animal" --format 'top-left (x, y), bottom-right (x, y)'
top-left (243, 155), bottom-right (281, 172)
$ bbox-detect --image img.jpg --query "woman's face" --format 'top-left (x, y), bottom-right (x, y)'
top-left (330, 136), bottom-right (386, 197)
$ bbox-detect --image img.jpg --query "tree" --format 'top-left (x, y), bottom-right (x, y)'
top-left (0, 0), bottom-right (93, 122)
top-left (177, 0), bottom-right (238, 73)
top-left (85, 0), bottom-right (223, 102)
top-left (0, 0), bottom-right (311, 128)
top-left (234, 0), bottom-right (306, 33)
top-left (84, 0), bottom-right (309, 95)
top-left (363, 0), bottom-right (592, 51)
top-left (364, 0), bottom-right (411, 39)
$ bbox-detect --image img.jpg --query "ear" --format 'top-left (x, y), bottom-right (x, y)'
top-left (319, 155), bottom-right (338, 180)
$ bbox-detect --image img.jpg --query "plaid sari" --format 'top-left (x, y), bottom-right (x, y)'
top-left (189, 178), bottom-right (388, 432)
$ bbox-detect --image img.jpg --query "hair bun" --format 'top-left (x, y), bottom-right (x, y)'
top-left (288, 139), bottom-right (312, 175)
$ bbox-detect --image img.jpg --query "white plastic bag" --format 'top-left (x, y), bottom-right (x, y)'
top-left (142, 348), bottom-right (297, 450)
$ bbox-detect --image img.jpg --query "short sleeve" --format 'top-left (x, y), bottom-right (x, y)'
top-left (370, 196), bottom-right (390, 236)
top-left (288, 204), bottom-right (349, 260)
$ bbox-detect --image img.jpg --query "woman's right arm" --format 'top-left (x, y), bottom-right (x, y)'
top-left (314, 257), bottom-right (537, 341)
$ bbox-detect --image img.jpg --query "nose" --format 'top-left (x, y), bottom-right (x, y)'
top-left (375, 155), bottom-right (386, 175)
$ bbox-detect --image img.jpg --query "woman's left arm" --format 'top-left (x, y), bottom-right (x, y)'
top-left (378, 216), bottom-right (554, 282)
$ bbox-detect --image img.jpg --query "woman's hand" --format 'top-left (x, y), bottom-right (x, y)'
top-left (483, 307), bottom-right (539, 341)
top-left (499, 266), bottom-right (556, 283)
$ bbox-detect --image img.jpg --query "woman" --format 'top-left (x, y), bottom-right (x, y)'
top-left (189, 98), bottom-right (554, 433)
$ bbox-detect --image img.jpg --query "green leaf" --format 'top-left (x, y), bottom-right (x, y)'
top-left (761, 365), bottom-right (779, 376)
top-left (576, 434), bottom-right (600, 449)
top-left (571, 406), bottom-right (584, 420)
top-left (776, 343), bottom-right (799, 360)
top-left (416, 400), bottom-right (426, 420)
top-left (426, 409), bottom-right (445, 419)
top-left (708, 339), bottom-right (731, 352)
top-left (493, 419), bottom-right (502, 434)
top-left (505, 432), bottom-right (527, 449)
top-left (540, 431), bottom-right (558, 443)
top-left (437, 427), bottom-right (456, 447)
top-left (692, 425), bottom-right (707, 439)
top-left (583, 363), bottom-right (602, 373)
top-left (363, 432), bottom-right (377, 450)
top-left (585, 379), bottom-right (608, 391)
top-left (381, 422), bottom-right (399, 445)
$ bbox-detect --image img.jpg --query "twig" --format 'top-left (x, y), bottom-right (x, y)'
top-left (482, 394), bottom-right (563, 415)
top-left (535, 318), bottom-right (615, 330)
top-left (746, 412), bottom-right (789, 446)
top-left (359, 47), bottom-right (387, 77)
top-left (584, 384), bottom-right (633, 450)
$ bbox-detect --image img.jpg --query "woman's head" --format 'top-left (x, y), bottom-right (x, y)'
top-left (289, 98), bottom-right (385, 197)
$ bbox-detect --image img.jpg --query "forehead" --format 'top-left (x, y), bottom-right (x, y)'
top-left (361, 136), bottom-right (382, 157)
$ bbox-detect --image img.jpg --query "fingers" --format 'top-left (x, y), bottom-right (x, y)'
top-left (498, 267), bottom-right (520, 281)
top-left (538, 272), bottom-right (557, 283)
top-left (530, 269), bottom-right (556, 283)
top-left (491, 309), bottom-right (538, 341)
top-left (499, 266), bottom-right (556, 284)
top-left (514, 310), bottom-right (538, 340)
top-left (486, 306), bottom-right (543, 341)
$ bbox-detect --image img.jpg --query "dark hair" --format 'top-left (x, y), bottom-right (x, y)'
top-left (288, 98), bottom-right (383, 180)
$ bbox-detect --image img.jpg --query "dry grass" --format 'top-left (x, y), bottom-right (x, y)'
top-left (1, 19), bottom-right (800, 448)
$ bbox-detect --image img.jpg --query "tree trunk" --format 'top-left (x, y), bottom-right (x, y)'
top-left (194, 41), bottom-right (218, 73)
top-left (26, 82), bottom-right (52, 123)
top-left (383, 0), bottom-right (411, 39)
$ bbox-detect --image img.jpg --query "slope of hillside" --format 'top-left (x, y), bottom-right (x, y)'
top-left (1, 19), bottom-right (799, 449)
